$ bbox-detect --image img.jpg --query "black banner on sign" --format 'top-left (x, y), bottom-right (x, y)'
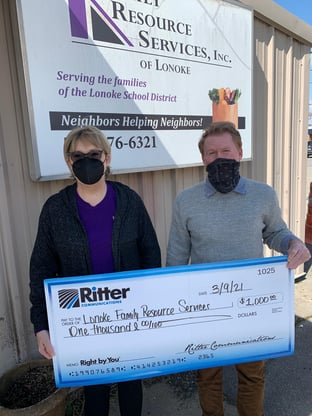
top-left (50, 112), bottom-right (246, 131)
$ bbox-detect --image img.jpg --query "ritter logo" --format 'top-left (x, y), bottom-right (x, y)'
top-left (58, 288), bottom-right (80, 309)
top-left (68, 0), bottom-right (133, 46)
top-left (58, 285), bottom-right (130, 308)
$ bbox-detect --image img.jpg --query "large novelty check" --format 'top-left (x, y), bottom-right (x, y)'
top-left (44, 256), bottom-right (294, 387)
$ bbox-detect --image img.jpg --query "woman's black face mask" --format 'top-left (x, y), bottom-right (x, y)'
top-left (206, 158), bottom-right (240, 193)
top-left (72, 157), bottom-right (104, 185)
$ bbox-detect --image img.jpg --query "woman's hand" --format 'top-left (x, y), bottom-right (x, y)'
top-left (36, 330), bottom-right (55, 359)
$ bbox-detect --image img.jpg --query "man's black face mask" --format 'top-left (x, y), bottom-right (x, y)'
top-left (206, 158), bottom-right (240, 193)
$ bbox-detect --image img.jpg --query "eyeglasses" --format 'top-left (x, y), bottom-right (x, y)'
top-left (68, 149), bottom-right (105, 162)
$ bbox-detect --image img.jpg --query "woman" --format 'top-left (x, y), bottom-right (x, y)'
top-left (29, 125), bottom-right (161, 415)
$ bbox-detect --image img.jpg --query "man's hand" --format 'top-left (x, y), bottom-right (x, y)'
top-left (287, 239), bottom-right (311, 269)
top-left (36, 330), bottom-right (55, 359)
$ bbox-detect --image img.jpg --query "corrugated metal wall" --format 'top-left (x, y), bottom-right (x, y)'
top-left (0, 0), bottom-right (311, 370)
top-left (241, 1), bottom-right (311, 234)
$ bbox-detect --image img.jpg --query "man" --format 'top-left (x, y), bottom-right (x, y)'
top-left (166, 121), bottom-right (310, 416)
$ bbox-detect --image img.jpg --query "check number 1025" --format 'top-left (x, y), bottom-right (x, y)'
top-left (257, 267), bottom-right (276, 276)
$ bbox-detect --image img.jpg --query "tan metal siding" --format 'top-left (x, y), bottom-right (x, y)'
top-left (251, 19), bottom-right (310, 237)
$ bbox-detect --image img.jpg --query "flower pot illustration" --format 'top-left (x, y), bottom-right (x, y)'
top-left (209, 88), bottom-right (241, 128)
top-left (212, 102), bottom-right (238, 127)
top-left (0, 359), bottom-right (69, 416)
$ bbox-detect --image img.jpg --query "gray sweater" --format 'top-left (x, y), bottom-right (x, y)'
top-left (166, 177), bottom-right (296, 266)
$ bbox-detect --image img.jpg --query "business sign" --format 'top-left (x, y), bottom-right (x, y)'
top-left (44, 256), bottom-right (294, 388)
top-left (17, 0), bottom-right (253, 180)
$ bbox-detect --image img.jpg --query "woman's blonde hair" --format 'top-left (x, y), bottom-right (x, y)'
top-left (64, 126), bottom-right (111, 176)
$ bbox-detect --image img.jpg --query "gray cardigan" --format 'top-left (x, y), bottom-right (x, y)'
top-left (30, 181), bottom-right (161, 333)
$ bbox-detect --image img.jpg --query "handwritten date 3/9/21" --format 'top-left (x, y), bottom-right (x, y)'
top-left (107, 135), bottom-right (156, 150)
top-left (211, 267), bottom-right (276, 296)
top-left (211, 280), bottom-right (245, 295)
